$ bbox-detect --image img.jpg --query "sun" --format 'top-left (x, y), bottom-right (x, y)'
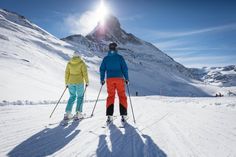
top-left (96, 0), bottom-right (109, 25)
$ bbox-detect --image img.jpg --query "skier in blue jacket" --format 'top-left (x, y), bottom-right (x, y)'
top-left (100, 42), bottom-right (129, 124)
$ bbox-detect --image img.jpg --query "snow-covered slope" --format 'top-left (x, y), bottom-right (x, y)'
top-left (1, 9), bottom-right (236, 157)
top-left (0, 9), bottom-right (103, 101)
top-left (0, 96), bottom-right (236, 157)
top-left (0, 9), bottom-right (235, 102)
top-left (62, 15), bottom-right (215, 97)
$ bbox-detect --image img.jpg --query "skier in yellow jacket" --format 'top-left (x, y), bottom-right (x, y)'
top-left (64, 51), bottom-right (89, 120)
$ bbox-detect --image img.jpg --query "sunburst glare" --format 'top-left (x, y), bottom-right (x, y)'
top-left (96, 0), bottom-right (109, 25)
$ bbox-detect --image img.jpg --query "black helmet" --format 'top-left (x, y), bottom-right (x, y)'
top-left (109, 42), bottom-right (117, 50)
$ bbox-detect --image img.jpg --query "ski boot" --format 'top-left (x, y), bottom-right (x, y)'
top-left (106, 115), bottom-right (113, 125)
top-left (61, 112), bottom-right (73, 126)
top-left (121, 115), bottom-right (128, 127)
top-left (63, 112), bottom-right (73, 121)
top-left (121, 115), bottom-right (128, 122)
top-left (74, 111), bottom-right (84, 121)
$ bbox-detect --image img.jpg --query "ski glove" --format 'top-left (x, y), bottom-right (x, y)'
top-left (85, 83), bottom-right (89, 87)
top-left (125, 80), bottom-right (129, 85)
top-left (101, 81), bottom-right (105, 85)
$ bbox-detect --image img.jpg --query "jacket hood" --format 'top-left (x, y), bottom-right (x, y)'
top-left (69, 56), bottom-right (82, 64)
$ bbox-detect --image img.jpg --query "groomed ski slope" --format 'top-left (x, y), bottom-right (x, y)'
top-left (1, 96), bottom-right (236, 157)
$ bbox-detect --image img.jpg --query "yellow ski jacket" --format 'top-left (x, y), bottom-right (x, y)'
top-left (65, 56), bottom-right (89, 84)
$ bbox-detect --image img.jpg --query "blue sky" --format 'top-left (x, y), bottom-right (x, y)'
top-left (0, 0), bottom-right (236, 67)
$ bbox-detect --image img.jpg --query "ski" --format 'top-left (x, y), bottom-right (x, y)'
top-left (60, 118), bottom-right (72, 126)
top-left (101, 121), bottom-right (113, 128)
top-left (60, 117), bottom-right (84, 126)
top-left (119, 121), bottom-right (127, 128)
top-left (47, 114), bottom-right (90, 127)
top-left (73, 113), bottom-right (86, 121)
top-left (119, 119), bottom-right (128, 128)
top-left (101, 116), bottom-right (118, 128)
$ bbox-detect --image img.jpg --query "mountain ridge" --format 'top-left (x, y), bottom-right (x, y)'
top-left (1, 9), bottom-right (235, 100)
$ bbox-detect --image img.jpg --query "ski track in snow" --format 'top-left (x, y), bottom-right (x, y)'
top-left (0, 96), bottom-right (236, 157)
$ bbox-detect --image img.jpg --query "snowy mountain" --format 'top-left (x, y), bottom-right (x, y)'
top-left (62, 15), bottom-right (212, 97)
top-left (0, 9), bottom-right (235, 102)
top-left (190, 65), bottom-right (236, 87)
top-left (1, 8), bottom-right (236, 157)
top-left (0, 9), bottom-right (102, 101)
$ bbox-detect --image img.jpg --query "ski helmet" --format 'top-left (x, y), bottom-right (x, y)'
top-left (109, 42), bottom-right (117, 51)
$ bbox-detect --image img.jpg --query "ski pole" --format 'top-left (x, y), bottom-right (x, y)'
top-left (49, 86), bottom-right (68, 118)
top-left (82, 85), bottom-right (88, 101)
top-left (126, 84), bottom-right (136, 123)
top-left (81, 85), bottom-right (88, 105)
top-left (90, 85), bottom-right (103, 117)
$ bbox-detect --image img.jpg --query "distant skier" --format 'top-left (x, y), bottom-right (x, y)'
top-left (64, 51), bottom-right (89, 120)
top-left (100, 42), bottom-right (129, 124)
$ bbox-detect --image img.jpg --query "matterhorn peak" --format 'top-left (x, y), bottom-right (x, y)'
top-left (86, 14), bottom-right (142, 45)
top-left (101, 15), bottom-right (121, 31)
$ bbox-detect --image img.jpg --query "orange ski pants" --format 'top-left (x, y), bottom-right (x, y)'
top-left (106, 78), bottom-right (128, 109)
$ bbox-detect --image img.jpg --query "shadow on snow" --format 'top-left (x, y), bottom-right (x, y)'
top-left (7, 121), bottom-right (80, 157)
top-left (96, 123), bottom-right (167, 157)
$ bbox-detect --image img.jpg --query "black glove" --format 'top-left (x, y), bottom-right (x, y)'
top-left (101, 81), bottom-right (105, 85)
top-left (85, 83), bottom-right (89, 87)
top-left (125, 80), bottom-right (129, 85)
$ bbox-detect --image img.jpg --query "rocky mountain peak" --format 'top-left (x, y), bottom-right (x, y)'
top-left (102, 15), bottom-right (121, 31)
top-left (86, 14), bottom-right (142, 45)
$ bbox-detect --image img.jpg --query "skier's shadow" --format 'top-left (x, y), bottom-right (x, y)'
top-left (96, 123), bottom-right (167, 157)
top-left (7, 121), bottom-right (80, 157)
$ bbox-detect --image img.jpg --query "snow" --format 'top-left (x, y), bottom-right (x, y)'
top-left (0, 9), bottom-right (104, 101)
top-left (1, 8), bottom-right (236, 157)
top-left (64, 15), bottom-right (236, 97)
top-left (191, 65), bottom-right (236, 87)
top-left (1, 8), bottom-right (236, 102)
top-left (0, 96), bottom-right (236, 157)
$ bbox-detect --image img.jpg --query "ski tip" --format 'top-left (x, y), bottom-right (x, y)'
top-left (60, 120), bottom-right (69, 126)
top-left (60, 123), bottom-right (68, 127)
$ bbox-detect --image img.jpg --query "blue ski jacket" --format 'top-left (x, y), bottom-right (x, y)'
top-left (100, 51), bottom-right (129, 82)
